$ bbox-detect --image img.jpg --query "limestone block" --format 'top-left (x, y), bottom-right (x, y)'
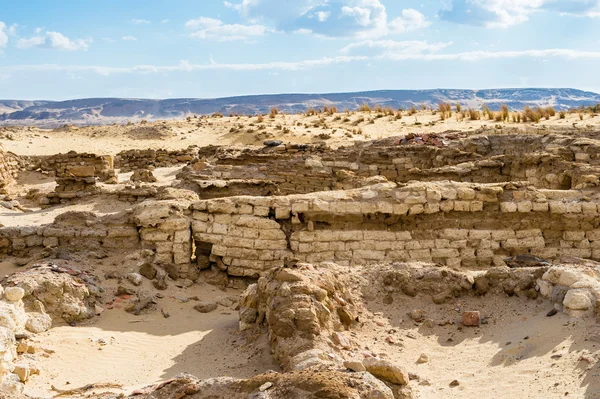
top-left (549, 201), bottom-right (567, 214)
top-left (517, 201), bottom-right (533, 212)
top-left (409, 249), bottom-right (431, 260)
top-left (469, 230), bottom-right (491, 240)
top-left (409, 204), bottom-right (424, 215)
top-left (431, 248), bottom-right (460, 258)
top-left (236, 215), bottom-right (281, 230)
top-left (516, 229), bottom-right (542, 238)
top-left (470, 201), bottom-right (484, 212)
top-left (392, 203), bottom-right (409, 215)
top-left (500, 202), bottom-right (517, 213)
top-left (353, 250), bottom-right (385, 260)
top-left (395, 231), bottom-right (412, 241)
top-left (565, 202), bottom-right (582, 213)
top-left (532, 202), bottom-right (549, 212)
top-left (491, 230), bottom-right (515, 240)
top-left (441, 229), bottom-right (469, 240)
top-left (564, 231), bottom-right (586, 241)
top-left (453, 201), bottom-right (470, 211)
top-left (253, 206), bottom-right (270, 217)
top-left (439, 200), bottom-right (454, 212)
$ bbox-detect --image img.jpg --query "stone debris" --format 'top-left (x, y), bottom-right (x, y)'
top-left (462, 311), bottom-right (481, 327)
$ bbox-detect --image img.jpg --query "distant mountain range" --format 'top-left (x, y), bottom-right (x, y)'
top-left (1, 88), bottom-right (599, 127)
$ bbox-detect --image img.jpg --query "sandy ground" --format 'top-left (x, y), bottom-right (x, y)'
top-left (2, 111), bottom-right (600, 156)
top-left (363, 294), bottom-right (600, 399)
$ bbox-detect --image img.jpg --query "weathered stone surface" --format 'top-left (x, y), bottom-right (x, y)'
top-left (363, 357), bottom-right (409, 385)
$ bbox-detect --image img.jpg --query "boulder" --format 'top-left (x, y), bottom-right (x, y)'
top-left (363, 357), bottom-right (409, 385)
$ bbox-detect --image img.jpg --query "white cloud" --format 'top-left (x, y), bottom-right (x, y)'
top-left (389, 9), bottom-right (431, 33)
top-left (0, 22), bottom-right (7, 48)
top-left (225, 0), bottom-right (428, 38)
top-left (185, 16), bottom-right (270, 41)
top-left (161, 19), bottom-right (170, 24)
top-left (131, 19), bottom-right (151, 24)
top-left (122, 35), bottom-right (137, 41)
top-left (440, 0), bottom-right (600, 28)
top-left (7, 23), bottom-right (18, 36)
top-left (17, 31), bottom-right (91, 51)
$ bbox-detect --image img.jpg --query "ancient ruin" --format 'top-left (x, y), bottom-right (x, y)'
top-left (1, 113), bottom-right (600, 399)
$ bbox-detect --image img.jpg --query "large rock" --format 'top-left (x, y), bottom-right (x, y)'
top-left (563, 289), bottom-right (593, 311)
top-left (363, 357), bottom-right (409, 385)
top-left (4, 263), bottom-right (100, 323)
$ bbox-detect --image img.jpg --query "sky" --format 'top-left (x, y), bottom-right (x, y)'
top-left (1, 0), bottom-right (600, 100)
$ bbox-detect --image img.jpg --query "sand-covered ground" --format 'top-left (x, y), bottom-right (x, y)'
top-left (2, 110), bottom-right (600, 156)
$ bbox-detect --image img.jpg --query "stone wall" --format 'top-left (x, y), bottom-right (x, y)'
top-left (0, 145), bottom-right (25, 191)
top-left (27, 151), bottom-right (115, 181)
top-left (0, 211), bottom-right (139, 257)
top-left (188, 181), bottom-right (600, 277)
top-left (178, 133), bottom-right (600, 197)
top-left (115, 146), bottom-right (198, 172)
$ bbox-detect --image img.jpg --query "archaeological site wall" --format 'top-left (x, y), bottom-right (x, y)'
top-left (5, 131), bottom-right (600, 283)
top-left (27, 152), bottom-right (116, 181)
top-left (114, 147), bottom-right (198, 172)
top-left (0, 145), bottom-right (25, 191)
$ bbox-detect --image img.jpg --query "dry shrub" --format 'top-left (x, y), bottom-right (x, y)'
top-left (269, 107), bottom-right (278, 118)
top-left (501, 104), bottom-right (509, 121)
top-left (359, 103), bottom-right (372, 112)
top-left (455, 103), bottom-right (462, 113)
top-left (407, 106), bottom-right (417, 116)
top-left (468, 108), bottom-right (480, 120)
top-left (438, 102), bottom-right (452, 120)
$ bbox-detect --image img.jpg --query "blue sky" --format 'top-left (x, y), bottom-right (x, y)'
top-left (1, 0), bottom-right (600, 100)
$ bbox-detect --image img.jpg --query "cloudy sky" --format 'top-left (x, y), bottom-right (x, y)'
top-left (1, 0), bottom-right (600, 99)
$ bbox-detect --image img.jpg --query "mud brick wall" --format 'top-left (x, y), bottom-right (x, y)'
top-left (27, 152), bottom-right (115, 181)
top-left (0, 211), bottom-right (139, 256)
top-left (115, 146), bottom-right (198, 172)
top-left (189, 181), bottom-right (600, 277)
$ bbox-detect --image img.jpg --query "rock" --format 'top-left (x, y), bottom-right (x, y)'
top-left (416, 354), bottom-right (428, 364)
top-left (546, 308), bottom-right (558, 317)
top-left (337, 305), bottom-right (357, 327)
top-left (126, 295), bottom-right (155, 315)
top-left (152, 276), bottom-right (168, 291)
top-left (12, 364), bottom-right (30, 382)
top-left (263, 140), bottom-right (283, 147)
top-left (563, 289), bottom-right (592, 311)
top-left (344, 360), bottom-right (366, 372)
top-left (363, 357), bottom-right (409, 385)
top-left (259, 382), bottom-right (273, 392)
top-left (462, 311), bottom-right (480, 327)
top-left (139, 262), bottom-right (157, 280)
top-left (117, 285), bottom-right (136, 296)
top-left (126, 273), bottom-right (143, 286)
top-left (194, 301), bottom-right (218, 313)
top-left (450, 379), bottom-right (460, 387)
top-left (409, 309), bottom-right (424, 322)
top-left (332, 332), bottom-right (351, 349)
top-left (25, 312), bottom-right (52, 333)
top-left (4, 287), bottom-right (25, 302)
